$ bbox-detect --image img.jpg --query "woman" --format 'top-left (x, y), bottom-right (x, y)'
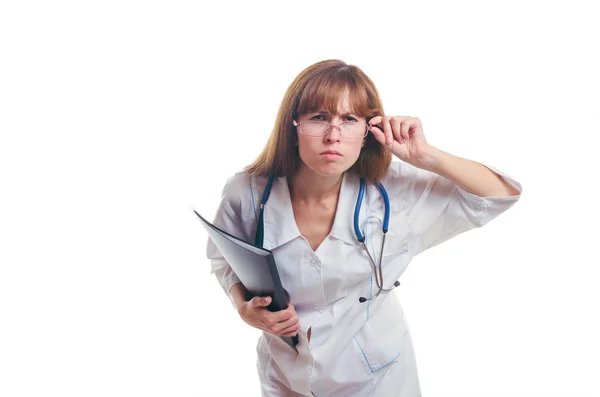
top-left (206, 59), bottom-right (522, 397)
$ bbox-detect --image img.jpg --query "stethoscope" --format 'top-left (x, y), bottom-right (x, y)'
top-left (254, 175), bottom-right (400, 304)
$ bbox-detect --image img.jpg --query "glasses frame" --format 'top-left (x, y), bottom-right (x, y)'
top-left (292, 119), bottom-right (370, 139)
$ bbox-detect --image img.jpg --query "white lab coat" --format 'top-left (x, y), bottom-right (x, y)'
top-left (207, 161), bottom-right (522, 397)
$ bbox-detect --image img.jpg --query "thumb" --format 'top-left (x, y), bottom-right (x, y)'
top-left (251, 296), bottom-right (271, 307)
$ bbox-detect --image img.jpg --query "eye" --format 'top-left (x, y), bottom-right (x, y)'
top-left (310, 115), bottom-right (326, 121)
top-left (344, 116), bottom-right (358, 122)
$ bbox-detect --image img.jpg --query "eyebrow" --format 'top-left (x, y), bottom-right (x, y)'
top-left (312, 110), bottom-right (358, 116)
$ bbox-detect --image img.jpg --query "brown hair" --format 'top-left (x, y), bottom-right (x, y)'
top-left (245, 59), bottom-right (391, 183)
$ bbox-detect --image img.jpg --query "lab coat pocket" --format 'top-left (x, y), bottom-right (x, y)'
top-left (353, 310), bottom-right (408, 373)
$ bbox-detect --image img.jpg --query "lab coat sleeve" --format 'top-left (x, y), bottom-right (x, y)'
top-left (387, 160), bottom-right (522, 256)
top-left (205, 174), bottom-right (251, 304)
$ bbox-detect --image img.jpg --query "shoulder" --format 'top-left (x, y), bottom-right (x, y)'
top-left (219, 170), bottom-right (269, 219)
top-left (220, 170), bottom-right (250, 200)
top-left (222, 169), bottom-right (270, 194)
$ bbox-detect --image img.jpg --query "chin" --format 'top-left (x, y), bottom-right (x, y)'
top-left (309, 162), bottom-right (350, 177)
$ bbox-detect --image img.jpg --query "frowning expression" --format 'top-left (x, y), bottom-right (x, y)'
top-left (294, 91), bottom-right (368, 177)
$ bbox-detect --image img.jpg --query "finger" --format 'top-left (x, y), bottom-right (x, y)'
top-left (269, 315), bottom-right (299, 334)
top-left (279, 324), bottom-right (301, 337)
top-left (277, 321), bottom-right (301, 336)
top-left (251, 296), bottom-right (271, 308)
top-left (402, 119), bottom-right (410, 141)
top-left (382, 116), bottom-right (393, 146)
top-left (368, 125), bottom-right (386, 146)
top-left (271, 307), bottom-right (295, 322)
top-left (390, 118), bottom-right (403, 144)
top-left (368, 116), bottom-right (382, 127)
top-left (284, 304), bottom-right (298, 316)
top-left (260, 311), bottom-right (292, 331)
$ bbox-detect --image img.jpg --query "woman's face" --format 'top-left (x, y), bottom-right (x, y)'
top-left (295, 92), bottom-right (367, 178)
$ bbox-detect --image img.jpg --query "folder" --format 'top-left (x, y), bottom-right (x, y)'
top-left (192, 207), bottom-right (299, 351)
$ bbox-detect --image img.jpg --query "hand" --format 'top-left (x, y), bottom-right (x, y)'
top-left (238, 296), bottom-right (300, 337)
top-left (368, 116), bottom-right (430, 168)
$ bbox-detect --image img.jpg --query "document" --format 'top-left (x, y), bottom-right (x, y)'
top-left (192, 207), bottom-right (298, 351)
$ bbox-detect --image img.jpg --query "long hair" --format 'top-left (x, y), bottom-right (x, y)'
top-left (245, 59), bottom-right (391, 183)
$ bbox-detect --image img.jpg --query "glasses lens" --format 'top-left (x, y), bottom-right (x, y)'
top-left (301, 121), bottom-right (367, 138)
top-left (340, 122), bottom-right (368, 138)
top-left (301, 121), bottom-right (330, 136)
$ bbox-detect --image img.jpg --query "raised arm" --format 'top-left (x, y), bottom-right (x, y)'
top-left (417, 145), bottom-right (520, 198)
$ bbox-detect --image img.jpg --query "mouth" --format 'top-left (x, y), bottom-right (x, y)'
top-left (320, 150), bottom-right (342, 156)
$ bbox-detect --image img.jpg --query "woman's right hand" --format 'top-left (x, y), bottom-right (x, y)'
top-left (238, 296), bottom-right (300, 337)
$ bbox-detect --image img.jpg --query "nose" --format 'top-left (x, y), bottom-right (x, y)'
top-left (325, 126), bottom-right (342, 142)
top-left (324, 119), bottom-right (343, 141)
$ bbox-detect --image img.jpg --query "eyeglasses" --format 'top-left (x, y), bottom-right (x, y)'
top-left (292, 119), bottom-right (369, 139)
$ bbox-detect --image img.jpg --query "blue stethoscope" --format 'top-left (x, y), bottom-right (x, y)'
top-left (254, 175), bottom-right (400, 303)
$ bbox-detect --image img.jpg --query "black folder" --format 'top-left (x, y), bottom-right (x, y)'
top-left (192, 207), bottom-right (298, 351)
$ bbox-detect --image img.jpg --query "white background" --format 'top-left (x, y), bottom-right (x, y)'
top-left (1, 1), bottom-right (599, 396)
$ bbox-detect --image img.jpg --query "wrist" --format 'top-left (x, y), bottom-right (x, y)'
top-left (229, 282), bottom-right (250, 311)
top-left (236, 300), bottom-right (249, 317)
top-left (417, 144), bottom-right (447, 173)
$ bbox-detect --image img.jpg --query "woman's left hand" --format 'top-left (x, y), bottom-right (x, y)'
top-left (368, 116), bottom-right (430, 167)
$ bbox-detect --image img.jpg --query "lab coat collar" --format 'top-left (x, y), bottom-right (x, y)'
top-left (262, 171), bottom-right (362, 250)
top-left (262, 176), bottom-right (301, 250)
top-left (329, 171), bottom-right (362, 247)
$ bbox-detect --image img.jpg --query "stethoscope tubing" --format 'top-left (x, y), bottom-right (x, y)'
top-left (256, 175), bottom-right (400, 303)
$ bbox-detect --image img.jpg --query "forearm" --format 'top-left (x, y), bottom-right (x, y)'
top-left (418, 145), bottom-right (520, 198)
